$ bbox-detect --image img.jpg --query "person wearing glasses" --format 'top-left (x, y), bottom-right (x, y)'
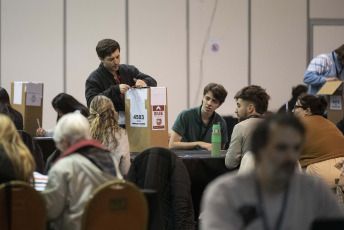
top-left (304, 44), bottom-right (344, 96)
top-left (293, 94), bottom-right (344, 188)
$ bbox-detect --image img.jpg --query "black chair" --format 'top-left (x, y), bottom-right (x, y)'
top-left (311, 218), bottom-right (344, 230)
top-left (127, 147), bottom-right (195, 230)
top-left (222, 115), bottom-right (238, 149)
top-left (18, 131), bottom-right (44, 173)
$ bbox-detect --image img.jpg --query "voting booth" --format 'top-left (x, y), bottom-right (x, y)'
top-left (317, 81), bottom-right (344, 124)
top-left (10, 82), bottom-right (43, 136)
top-left (125, 87), bottom-right (168, 152)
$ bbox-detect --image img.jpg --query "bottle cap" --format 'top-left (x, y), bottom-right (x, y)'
top-left (212, 123), bottom-right (221, 130)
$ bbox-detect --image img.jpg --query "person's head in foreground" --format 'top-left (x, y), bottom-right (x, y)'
top-left (251, 114), bottom-right (305, 189)
top-left (0, 114), bottom-right (35, 183)
top-left (234, 85), bottom-right (270, 122)
top-left (53, 112), bottom-right (91, 152)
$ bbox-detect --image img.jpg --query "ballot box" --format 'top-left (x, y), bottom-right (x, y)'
top-left (10, 82), bottom-right (43, 136)
top-left (317, 81), bottom-right (344, 124)
top-left (125, 87), bottom-right (168, 152)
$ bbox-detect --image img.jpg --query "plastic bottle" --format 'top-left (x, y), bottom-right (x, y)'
top-left (211, 123), bottom-right (221, 157)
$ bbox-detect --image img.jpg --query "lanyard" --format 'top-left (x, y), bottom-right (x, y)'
top-left (332, 52), bottom-right (343, 79)
top-left (255, 179), bottom-right (289, 230)
top-left (248, 115), bottom-right (262, 119)
top-left (199, 107), bottom-right (214, 141)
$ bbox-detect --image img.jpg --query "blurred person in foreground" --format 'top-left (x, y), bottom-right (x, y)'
top-left (89, 95), bottom-right (130, 178)
top-left (0, 87), bottom-right (23, 130)
top-left (201, 114), bottom-right (343, 230)
top-left (293, 94), bottom-right (344, 188)
top-left (0, 114), bottom-right (35, 184)
top-left (42, 113), bottom-right (120, 230)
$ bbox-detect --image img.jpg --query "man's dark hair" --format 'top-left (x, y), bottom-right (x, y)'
top-left (291, 84), bottom-right (308, 99)
top-left (234, 85), bottom-right (270, 115)
top-left (203, 83), bottom-right (228, 104)
top-left (334, 44), bottom-right (344, 63)
top-left (96, 39), bottom-right (120, 59)
top-left (298, 94), bottom-right (327, 116)
top-left (251, 114), bottom-right (305, 157)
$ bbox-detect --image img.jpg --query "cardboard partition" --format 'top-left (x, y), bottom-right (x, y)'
top-left (10, 82), bottom-right (43, 136)
top-left (125, 87), bottom-right (168, 152)
top-left (317, 81), bottom-right (344, 124)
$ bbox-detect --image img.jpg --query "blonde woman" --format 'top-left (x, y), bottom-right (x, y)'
top-left (89, 95), bottom-right (130, 177)
top-left (0, 114), bottom-right (35, 184)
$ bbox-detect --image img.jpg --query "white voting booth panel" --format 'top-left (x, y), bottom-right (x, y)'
top-left (11, 82), bottom-right (44, 136)
top-left (125, 87), bottom-right (168, 152)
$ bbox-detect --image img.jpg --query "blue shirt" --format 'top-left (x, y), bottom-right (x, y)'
top-left (304, 52), bottom-right (344, 96)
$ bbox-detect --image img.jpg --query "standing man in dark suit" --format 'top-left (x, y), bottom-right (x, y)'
top-left (85, 39), bottom-right (157, 124)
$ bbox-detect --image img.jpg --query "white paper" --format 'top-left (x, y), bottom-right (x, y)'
top-left (13, 82), bottom-right (23, 104)
top-left (150, 87), bottom-right (166, 106)
top-left (126, 88), bottom-right (148, 127)
top-left (25, 82), bottom-right (43, 106)
top-left (330, 95), bottom-right (342, 110)
top-left (118, 111), bottom-right (125, 125)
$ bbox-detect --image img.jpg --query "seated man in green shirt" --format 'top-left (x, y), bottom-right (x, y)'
top-left (169, 83), bottom-right (228, 151)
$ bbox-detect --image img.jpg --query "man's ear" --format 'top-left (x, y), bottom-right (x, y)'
top-left (247, 103), bottom-right (255, 114)
top-left (60, 137), bottom-right (71, 151)
top-left (305, 107), bottom-right (312, 116)
top-left (98, 56), bottom-right (104, 62)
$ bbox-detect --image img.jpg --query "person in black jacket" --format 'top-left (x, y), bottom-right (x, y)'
top-left (127, 147), bottom-right (195, 230)
top-left (0, 87), bottom-right (23, 130)
top-left (85, 39), bottom-right (157, 125)
top-left (277, 84), bottom-right (308, 114)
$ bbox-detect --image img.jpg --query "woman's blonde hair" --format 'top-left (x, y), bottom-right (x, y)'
top-left (0, 114), bottom-right (35, 183)
top-left (88, 96), bottom-right (121, 148)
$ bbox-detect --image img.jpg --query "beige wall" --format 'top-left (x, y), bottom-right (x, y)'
top-left (251, 0), bottom-right (307, 112)
top-left (1, 0), bottom-right (344, 131)
top-left (1, 0), bottom-right (63, 128)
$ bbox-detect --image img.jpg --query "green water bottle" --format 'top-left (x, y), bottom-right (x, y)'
top-left (211, 123), bottom-right (221, 157)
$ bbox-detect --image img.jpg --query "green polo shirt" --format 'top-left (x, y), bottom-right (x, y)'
top-left (172, 106), bottom-right (228, 147)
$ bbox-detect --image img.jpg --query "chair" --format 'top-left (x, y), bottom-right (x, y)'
top-left (311, 218), bottom-right (344, 230)
top-left (222, 115), bottom-right (238, 149)
top-left (0, 181), bottom-right (46, 230)
top-left (127, 147), bottom-right (195, 230)
top-left (18, 130), bottom-right (44, 173)
top-left (81, 179), bottom-right (148, 230)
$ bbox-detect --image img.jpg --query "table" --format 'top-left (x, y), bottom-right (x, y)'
top-left (34, 138), bottom-right (232, 220)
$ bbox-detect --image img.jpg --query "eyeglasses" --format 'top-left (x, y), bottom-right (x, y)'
top-left (293, 105), bottom-right (306, 110)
